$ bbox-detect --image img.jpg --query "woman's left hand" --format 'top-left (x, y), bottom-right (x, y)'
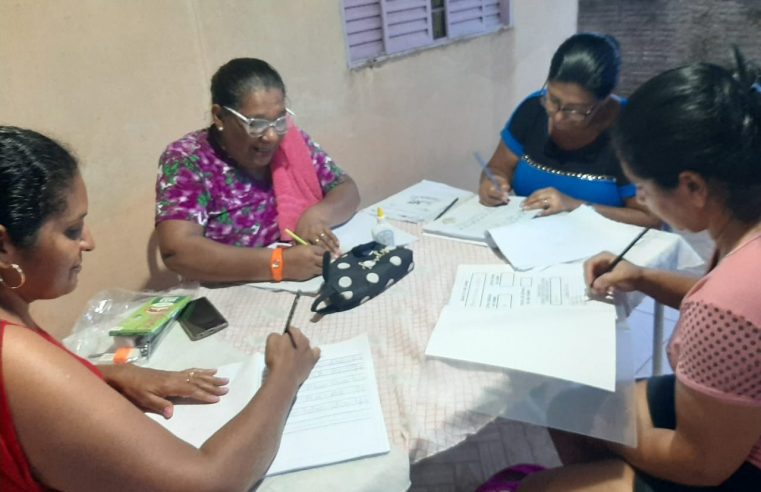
top-left (101, 365), bottom-right (229, 419)
top-left (523, 187), bottom-right (583, 217)
top-left (295, 208), bottom-right (341, 256)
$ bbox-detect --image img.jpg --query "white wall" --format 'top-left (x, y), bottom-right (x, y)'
top-left (0, 0), bottom-right (577, 337)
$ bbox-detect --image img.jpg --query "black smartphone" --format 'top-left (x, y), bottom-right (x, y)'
top-left (178, 297), bottom-right (228, 341)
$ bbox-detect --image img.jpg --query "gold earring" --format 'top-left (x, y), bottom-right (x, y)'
top-left (0, 263), bottom-right (25, 290)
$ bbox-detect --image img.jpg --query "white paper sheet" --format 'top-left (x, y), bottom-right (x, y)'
top-left (448, 264), bottom-right (589, 309)
top-left (425, 303), bottom-right (617, 391)
top-left (364, 179), bottom-right (473, 223)
top-left (249, 213), bottom-right (417, 294)
top-left (423, 194), bottom-right (537, 243)
top-left (488, 205), bottom-right (685, 270)
top-left (149, 335), bottom-right (390, 475)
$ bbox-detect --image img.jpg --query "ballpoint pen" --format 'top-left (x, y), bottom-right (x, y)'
top-left (474, 151), bottom-right (507, 197)
top-left (434, 197), bottom-right (459, 220)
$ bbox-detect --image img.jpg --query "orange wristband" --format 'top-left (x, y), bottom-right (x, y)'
top-left (270, 247), bottom-right (284, 282)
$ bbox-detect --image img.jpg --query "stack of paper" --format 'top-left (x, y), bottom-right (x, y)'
top-left (149, 334), bottom-right (390, 475)
top-left (422, 195), bottom-right (537, 244)
top-left (425, 264), bottom-right (617, 391)
top-left (364, 179), bottom-right (473, 223)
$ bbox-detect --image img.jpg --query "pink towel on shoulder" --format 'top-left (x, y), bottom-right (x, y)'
top-left (271, 120), bottom-right (324, 237)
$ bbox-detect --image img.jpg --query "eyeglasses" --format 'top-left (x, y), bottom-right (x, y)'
top-left (539, 89), bottom-right (598, 122)
top-left (223, 106), bottom-right (294, 136)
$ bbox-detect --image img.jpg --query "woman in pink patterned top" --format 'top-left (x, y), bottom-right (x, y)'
top-left (517, 54), bottom-right (761, 490)
top-left (156, 58), bottom-right (360, 282)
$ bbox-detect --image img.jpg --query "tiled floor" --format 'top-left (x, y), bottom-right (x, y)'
top-left (408, 231), bottom-right (715, 491)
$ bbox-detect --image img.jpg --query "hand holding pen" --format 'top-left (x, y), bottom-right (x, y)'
top-left (475, 152), bottom-right (511, 206)
top-left (584, 228), bottom-right (650, 295)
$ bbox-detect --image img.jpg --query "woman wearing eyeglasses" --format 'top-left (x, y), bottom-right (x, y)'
top-left (478, 33), bottom-right (659, 227)
top-left (155, 58), bottom-right (360, 282)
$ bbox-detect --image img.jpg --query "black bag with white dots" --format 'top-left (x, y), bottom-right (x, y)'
top-left (310, 241), bottom-right (414, 315)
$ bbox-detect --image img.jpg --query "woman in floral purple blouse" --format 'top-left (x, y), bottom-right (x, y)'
top-left (155, 58), bottom-right (360, 282)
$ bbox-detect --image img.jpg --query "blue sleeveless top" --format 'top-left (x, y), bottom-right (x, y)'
top-left (501, 89), bottom-right (634, 207)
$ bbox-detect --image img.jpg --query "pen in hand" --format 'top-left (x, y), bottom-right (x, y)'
top-left (283, 293), bottom-right (301, 348)
top-left (474, 151), bottom-right (509, 201)
top-left (590, 227), bottom-right (651, 287)
top-left (284, 228), bottom-right (309, 246)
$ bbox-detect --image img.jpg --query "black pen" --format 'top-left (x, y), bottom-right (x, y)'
top-left (283, 293), bottom-right (300, 348)
top-left (592, 227), bottom-right (651, 286)
top-left (435, 197), bottom-right (459, 220)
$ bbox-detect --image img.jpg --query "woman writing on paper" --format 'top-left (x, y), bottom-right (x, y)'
top-left (478, 33), bottom-right (659, 227)
top-left (516, 54), bottom-right (761, 490)
top-left (0, 126), bottom-right (320, 491)
top-left (155, 58), bottom-right (360, 283)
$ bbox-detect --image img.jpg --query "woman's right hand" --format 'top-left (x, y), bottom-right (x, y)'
top-left (478, 174), bottom-right (511, 206)
top-left (282, 244), bottom-right (325, 280)
top-left (584, 252), bottom-right (644, 296)
top-left (265, 327), bottom-right (320, 388)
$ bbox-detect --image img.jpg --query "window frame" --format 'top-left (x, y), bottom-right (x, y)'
top-left (341, 0), bottom-right (512, 69)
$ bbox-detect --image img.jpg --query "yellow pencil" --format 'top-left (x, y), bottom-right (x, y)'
top-left (284, 228), bottom-right (309, 246)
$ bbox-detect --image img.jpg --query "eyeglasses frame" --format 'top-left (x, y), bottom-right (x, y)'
top-left (222, 106), bottom-right (295, 136)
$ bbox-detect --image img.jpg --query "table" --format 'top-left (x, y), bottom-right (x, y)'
top-left (73, 219), bottom-right (700, 491)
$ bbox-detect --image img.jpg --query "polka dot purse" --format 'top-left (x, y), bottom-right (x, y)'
top-left (310, 241), bottom-right (414, 314)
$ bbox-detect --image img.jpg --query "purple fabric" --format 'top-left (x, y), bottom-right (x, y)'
top-left (476, 463), bottom-right (546, 492)
top-left (155, 128), bottom-right (345, 247)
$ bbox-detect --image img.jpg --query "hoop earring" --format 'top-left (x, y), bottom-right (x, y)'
top-left (0, 263), bottom-right (25, 290)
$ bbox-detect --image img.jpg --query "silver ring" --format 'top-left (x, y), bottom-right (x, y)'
top-left (319, 232), bottom-right (327, 238)
top-left (313, 237), bottom-right (321, 244)
top-left (186, 371), bottom-right (195, 383)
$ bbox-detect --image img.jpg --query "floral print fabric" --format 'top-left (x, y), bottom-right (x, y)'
top-left (155, 128), bottom-right (345, 247)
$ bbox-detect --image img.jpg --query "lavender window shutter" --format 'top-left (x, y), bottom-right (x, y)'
top-left (381, 0), bottom-right (433, 54)
top-left (343, 0), bottom-right (385, 64)
top-left (446, 0), bottom-right (485, 37)
top-left (447, 0), bottom-right (508, 37)
top-left (484, 0), bottom-right (509, 29)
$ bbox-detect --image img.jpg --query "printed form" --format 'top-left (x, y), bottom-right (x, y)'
top-left (448, 264), bottom-right (589, 309)
top-left (423, 195), bottom-right (537, 243)
top-left (426, 263), bottom-right (617, 391)
top-left (149, 334), bottom-right (389, 475)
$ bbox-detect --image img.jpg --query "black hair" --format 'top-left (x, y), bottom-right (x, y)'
top-left (613, 49), bottom-right (761, 223)
top-left (0, 126), bottom-right (79, 248)
top-left (210, 58), bottom-right (286, 109)
top-left (548, 33), bottom-right (621, 99)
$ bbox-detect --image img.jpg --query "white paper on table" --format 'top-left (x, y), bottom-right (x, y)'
top-left (425, 303), bottom-right (617, 391)
top-left (248, 213), bottom-right (417, 294)
top-left (423, 195), bottom-right (537, 243)
top-left (487, 205), bottom-right (695, 271)
top-left (148, 334), bottom-right (390, 475)
top-left (448, 264), bottom-right (590, 309)
top-left (364, 179), bottom-right (473, 223)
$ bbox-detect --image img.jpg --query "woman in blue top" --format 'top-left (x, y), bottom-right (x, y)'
top-left (479, 33), bottom-right (660, 227)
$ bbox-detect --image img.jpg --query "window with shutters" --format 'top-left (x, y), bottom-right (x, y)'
top-left (342, 0), bottom-right (511, 68)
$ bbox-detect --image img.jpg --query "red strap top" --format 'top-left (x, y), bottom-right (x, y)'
top-left (0, 321), bottom-right (102, 491)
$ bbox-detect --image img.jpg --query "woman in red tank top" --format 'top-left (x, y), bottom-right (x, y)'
top-left (0, 126), bottom-right (320, 491)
